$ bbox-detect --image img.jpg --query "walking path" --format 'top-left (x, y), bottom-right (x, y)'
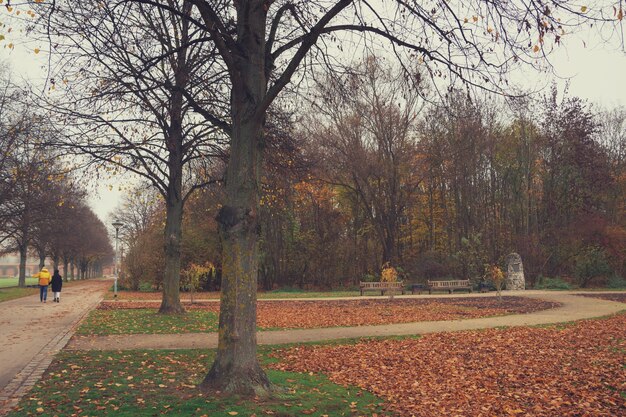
top-left (0, 279), bottom-right (111, 416)
top-left (67, 291), bottom-right (625, 351)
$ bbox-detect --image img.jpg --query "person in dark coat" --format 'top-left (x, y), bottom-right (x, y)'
top-left (50, 270), bottom-right (63, 303)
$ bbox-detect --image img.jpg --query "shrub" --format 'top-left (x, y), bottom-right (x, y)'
top-left (535, 276), bottom-right (572, 290)
top-left (138, 281), bottom-right (154, 292)
top-left (606, 275), bottom-right (626, 289)
top-left (361, 273), bottom-right (377, 282)
top-left (574, 246), bottom-right (613, 288)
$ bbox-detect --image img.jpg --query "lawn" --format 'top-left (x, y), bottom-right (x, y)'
top-left (0, 286), bottom-right (38, 303)
top-left (76, 309), bottom-right (220, 335)
top-left (7, 349), bottom-right (386, 417)
top-left (77, 297), bottom-right (559, 335)
top-left (0, 277), bottom-right (39, 288)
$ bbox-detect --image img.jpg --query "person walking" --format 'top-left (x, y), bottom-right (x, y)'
top-left (33, 267), bottom-right (51, 303)
top-left (50, 269), bottom-right (63, 302)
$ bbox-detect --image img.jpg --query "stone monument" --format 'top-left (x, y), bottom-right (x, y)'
top-left (505, 253), bottom-right (525, 290)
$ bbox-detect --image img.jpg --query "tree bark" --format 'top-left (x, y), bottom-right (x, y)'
top-left (202, 1), bottom-right (271, 396)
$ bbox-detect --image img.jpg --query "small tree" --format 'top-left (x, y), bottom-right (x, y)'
top-left (381, 262), bottom-right (398, 282)
top-left (486, 264), bottom-right (505, 301)
top-left (182, 263), bottom-right (215, 304)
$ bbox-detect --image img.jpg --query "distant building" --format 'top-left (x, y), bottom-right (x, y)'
top-left (0, 254), bottom-right (62, 277)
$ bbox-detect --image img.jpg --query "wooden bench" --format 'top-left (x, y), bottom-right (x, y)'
top-left (427, 279), bottom-right (472, 294)
top-left (359, 281), bottom-right (405, 296)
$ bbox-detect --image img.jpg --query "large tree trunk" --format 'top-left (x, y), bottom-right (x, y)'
top-left (202, 2), bottom-right (271, 396)
top-left (18, 245), bottom-right (27, 287)
top-left (202, 118), bottom-right (270, 396)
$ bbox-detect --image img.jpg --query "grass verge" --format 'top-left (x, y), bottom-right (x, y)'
top-left (76, 309), bottom-right (220, 335)
top-left (0, 277), bottom-right (39, 288)
top-left (7, 349), bottom-right (386, 417)
top-left (0, 286), bottom-right (38, 303)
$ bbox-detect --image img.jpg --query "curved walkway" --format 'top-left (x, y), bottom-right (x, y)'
top-left (66, 291), bottom-right (625, 351)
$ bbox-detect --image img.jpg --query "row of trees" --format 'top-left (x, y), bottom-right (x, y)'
top-left (0, 68), bottom-right (113, 285)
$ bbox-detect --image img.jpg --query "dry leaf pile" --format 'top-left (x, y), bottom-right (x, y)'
top-left (98, 297), bottom-right (559, 329)
top-left (270, 314), bottom-right (626, 416)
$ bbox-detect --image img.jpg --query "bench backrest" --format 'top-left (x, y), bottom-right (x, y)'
top-left (360, 281), bottom-right (404, 289)
top-left (427, 280), bottom-right (470, 288)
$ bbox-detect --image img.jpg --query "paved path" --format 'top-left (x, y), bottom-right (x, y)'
top-left (0, 279), bottom-right (111, 416)
top-left (67, 291), bottom-right (625, 351)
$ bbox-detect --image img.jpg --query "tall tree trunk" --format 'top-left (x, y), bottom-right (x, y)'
top-left (158, 6), bottom-right (190, 315)
top-left (38, 250), bottom-right (45, 270)
top-left (202, 117), bottom-right (270, 396)
top-left (63, 259), bottom-right (69, 282)
top-left (70, 261), bottom-right (75, 280)
top-left (159, 194), bottom-right (185, 314)
top-left (202, 3), bottom-right (270, 395)
top-left (18, 245), bottom-right (27, 287)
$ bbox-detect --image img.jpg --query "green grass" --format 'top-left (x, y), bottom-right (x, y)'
top-left (7, 349), bottom-right (386, 417)
top-left (0, 286), bottom-right (38, 302)
top-left (0, 277), bottom-right (39, 288)
top-left (76, 309), bottom-right (220, 335)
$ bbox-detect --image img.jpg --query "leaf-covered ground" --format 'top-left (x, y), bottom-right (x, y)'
top-left (7, 349), bottom-right (385, 417)
top-left (577, 293), bottom-right (626, 303)
top-left (84, 297), bottom-right (559, 335)
top-left (270, 313), bottom-right (626, 417)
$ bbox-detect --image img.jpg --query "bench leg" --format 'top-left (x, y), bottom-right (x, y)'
top-left (360, 289), bottom-right (363, 296)
top-left (428, 289), bottom-right (432, 294)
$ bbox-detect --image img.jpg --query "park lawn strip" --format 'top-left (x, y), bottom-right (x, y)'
top-left (76, 309), bottom-right (220, 335)
top-left (0, 277), bottom-right (39, 288)
top-left (7, 349), bottom-right (387, 417)
top-left (0, 286), bottom-right (38, 303)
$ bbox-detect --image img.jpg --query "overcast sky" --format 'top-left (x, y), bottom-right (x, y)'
top-left (1, 11), bottom-right (625, 225)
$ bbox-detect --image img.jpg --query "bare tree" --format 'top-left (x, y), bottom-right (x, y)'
top-left (30, 0), bottom-right (227, 313)
top-left (308, 57), bottom-right (423, 266)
